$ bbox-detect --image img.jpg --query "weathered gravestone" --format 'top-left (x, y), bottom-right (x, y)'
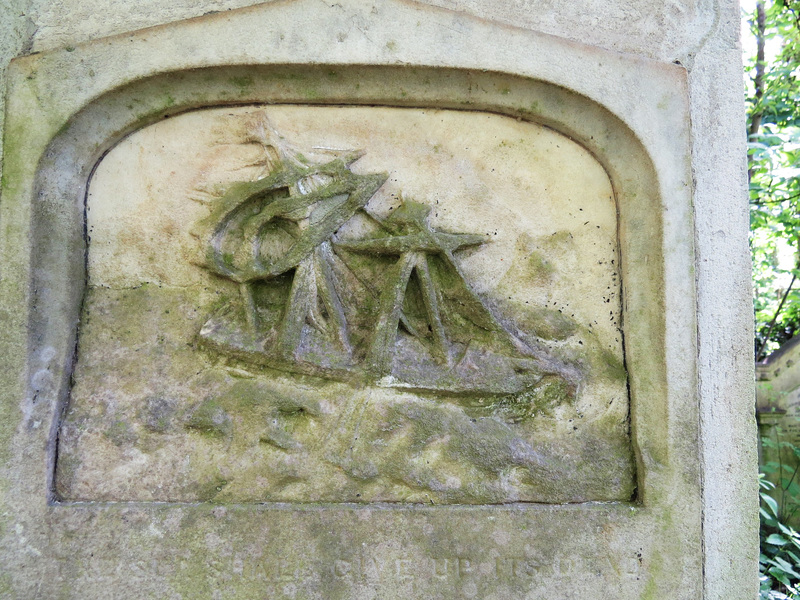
top-left (757, 338), bottom-right (800, 527)
top-left (0, 0), bottom-right (757, 598)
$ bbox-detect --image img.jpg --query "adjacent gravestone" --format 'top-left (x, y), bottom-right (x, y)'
top-left (0, 1), bottom-right (757, 598)
top-left (757, 338), bottom-right (800, 527)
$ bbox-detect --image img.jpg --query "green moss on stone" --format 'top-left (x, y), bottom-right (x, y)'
top-left (598, 345), bottom-right (627, 382)
top-left (463, 376), bottom-right (574, 422)
top-left (518, 307), bottom-right (577, 341)
top-left (229, 75), bottom-right (254, 92)
top-left (140, 396), bottom-right (176, 433)
top-left (54, 453), bottom-right (81, 498)
top-left (528, 251), bottom-right (555, 282)
top-left (195, 477), bottom-right (230, 502)
top-left (104, 420), bottom-right (138, 447)
top-left (185, 398), bottom-right (232, 437)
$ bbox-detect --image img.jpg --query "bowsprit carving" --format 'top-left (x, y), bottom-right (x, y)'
top-left (194, 122), bottom-right (581, 398)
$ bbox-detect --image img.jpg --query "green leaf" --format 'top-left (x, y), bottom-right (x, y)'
top-left (772, 555), bottom-right (800, 579)
top-left (770, 568), bottom-right (791, 587)
top-left (777, 522), bottom-right (796, 536)
top-left (767, 533), bottom-right (790, 545)
top-left (764, 493), bottom-right (781, 517)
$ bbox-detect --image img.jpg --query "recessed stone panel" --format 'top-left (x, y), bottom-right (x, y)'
top-left (56, 105), bottom-right (633, 503)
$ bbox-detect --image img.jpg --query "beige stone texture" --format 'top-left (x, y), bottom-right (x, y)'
top-left (57, 105), bottom-right (631, 504)
top-left (0, 0), bottom-right (756, 598)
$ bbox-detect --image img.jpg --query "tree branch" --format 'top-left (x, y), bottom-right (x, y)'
top-left (757, 270), bottom-right (798, 361)
top-left (749, 1), bottom-right (767, 182)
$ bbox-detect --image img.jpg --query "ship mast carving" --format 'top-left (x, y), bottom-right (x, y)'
top-left (194, 120), bottom-right (579, 397)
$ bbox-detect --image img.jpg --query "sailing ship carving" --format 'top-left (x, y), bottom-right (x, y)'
top-left (194, 125), bottom-right (579, 397)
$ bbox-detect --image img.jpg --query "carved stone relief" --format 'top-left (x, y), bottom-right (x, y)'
top-left (56, 105), bottom-right (634, 504)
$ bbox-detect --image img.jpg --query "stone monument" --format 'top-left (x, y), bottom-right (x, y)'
top-left (757, 338), bottom-right (800, 527)
top-left (0, 0), bottom-right (757, 598)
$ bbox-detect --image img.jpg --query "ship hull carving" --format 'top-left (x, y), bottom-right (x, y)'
top-left (194, 122), bottom-right (581, 399)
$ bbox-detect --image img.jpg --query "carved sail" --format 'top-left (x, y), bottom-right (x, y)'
top-left (195, 133), bottom-right (579, 397)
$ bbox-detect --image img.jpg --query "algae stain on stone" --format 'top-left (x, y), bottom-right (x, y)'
top-left (510, 305), bottom-right (578, 341)
top-left (185, 398), bottom-right (232, 437)
top-left (228, 75), bottom-right (254, 94)
top-left (195, 477), bottom-right (230, 502)
top-left (104, 420), bottom-right (137, 447)
top-left (528, 250), bottom-right (555, 283)
top-left (54, 453), bottom-right (81, 499)
top-left (0, 573), bottom-right (12, 597)
top-left (140, 395), bottom-right (176, 433)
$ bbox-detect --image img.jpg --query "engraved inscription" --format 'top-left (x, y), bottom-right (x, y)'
top-left (202, 548), bottom-right (644, 588)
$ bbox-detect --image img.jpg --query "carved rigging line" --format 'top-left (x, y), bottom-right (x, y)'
top-left (194, 121), bottom-right (580, 397)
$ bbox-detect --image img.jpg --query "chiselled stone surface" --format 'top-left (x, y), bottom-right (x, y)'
top-left (56, 105), bottom-right (633, 503)
top-left (0, 0), bottom-right (747, 595)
